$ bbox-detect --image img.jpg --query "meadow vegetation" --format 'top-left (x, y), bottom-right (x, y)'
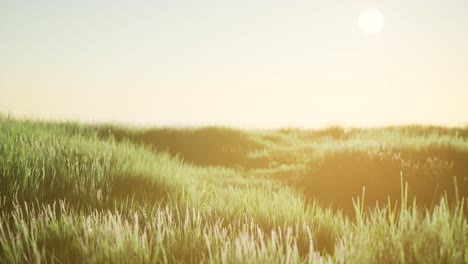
top-left (0, 115), bottom-right (467, 263)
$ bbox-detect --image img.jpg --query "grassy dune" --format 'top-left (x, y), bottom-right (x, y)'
top-left (0, 116), bottom-right (467, 263)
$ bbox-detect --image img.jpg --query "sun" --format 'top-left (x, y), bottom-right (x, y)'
top-left (358, 8), bottom-right (384, 34)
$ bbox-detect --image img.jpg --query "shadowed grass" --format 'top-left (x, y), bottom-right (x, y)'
top-left (96, 126), bottom-right (263, 167)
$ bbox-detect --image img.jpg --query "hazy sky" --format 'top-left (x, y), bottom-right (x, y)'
top-left (1, 0), bottom-right (467, 128)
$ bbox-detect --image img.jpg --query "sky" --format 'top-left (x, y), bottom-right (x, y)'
top-left (1, 0), bottom-right (467, 128)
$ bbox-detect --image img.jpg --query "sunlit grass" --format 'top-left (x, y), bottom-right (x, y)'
top-left (0, 116), bottom-right (467, 263)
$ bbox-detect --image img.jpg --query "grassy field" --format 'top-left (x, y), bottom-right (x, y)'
top-left (0, 115), bottom-right (467, 263)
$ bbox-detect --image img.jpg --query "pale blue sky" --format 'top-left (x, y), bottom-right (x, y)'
top-left (1, 0), bottom-right (467, 127)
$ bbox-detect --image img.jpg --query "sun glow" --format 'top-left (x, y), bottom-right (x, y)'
top-left (358, 8), bottom-right (385, 34)
top-left (1, 2), bottom-right (467, 128)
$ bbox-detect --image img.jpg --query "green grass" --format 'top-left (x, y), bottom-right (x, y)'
top-left (0, 116), bottom-right (467, 263)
